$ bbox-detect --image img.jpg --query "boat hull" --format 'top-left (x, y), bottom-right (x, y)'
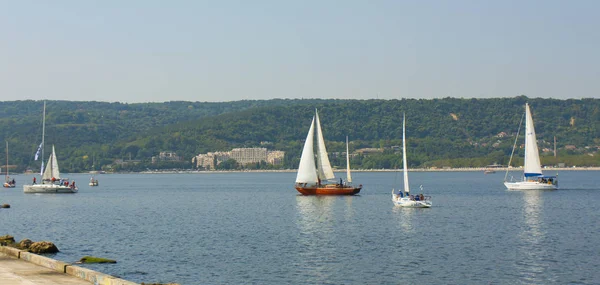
top-left (504, 181), bottom-right (557, 190)
top-left (3, 183), bottom-right (15, 188)
top-left (23, 184), bottom-right (78, 193)
top-left (295, 184), bottom-right (361, 195)
top-left (392, 194), bottom-right (432, 208)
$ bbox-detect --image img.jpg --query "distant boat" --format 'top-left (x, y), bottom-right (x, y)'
top-left (294, 109), bottom-right (361, 195)
top-left (3, 141), bottom-right (15, 188)
top-left (504, 103), bottom-right (558, 190)
top-left (23, 102), bottom-right (78, 194)
top-left (484, 164), bottom-right (502, 174)
top-left (89, 177), bottom-right (99, 186)
top-left (392, 113), bottom-right (432, 208)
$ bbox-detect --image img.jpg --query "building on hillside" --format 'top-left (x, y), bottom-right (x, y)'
top-left (152, 151), bottom-right (182, 164)
top-left (193, 148), bottom-right (285, 169)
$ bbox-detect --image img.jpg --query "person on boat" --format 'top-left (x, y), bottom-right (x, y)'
top-left (419, 194), bottom-right (425, 201)
top-left (10, 178), bottom-right (15, 185)
top-left (32, 177), bottom-right (36, 184)
top-left (51, 177), bottom-right (56, 183)
top-left (339, 178), bottom-right (343, 186)
top-left (64, 180), bottom-right (68, 186)
top-left (415, 194), bottom-right (420, 201)
top-left (70, 180), bottom-right (76, 189)
top-left (398, 191), bottom-right (404, 198)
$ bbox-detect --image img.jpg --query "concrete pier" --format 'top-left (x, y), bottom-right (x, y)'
top-left (0, 246), bottom-right (138, 285)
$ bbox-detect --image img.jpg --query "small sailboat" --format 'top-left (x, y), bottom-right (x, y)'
top-left (23, 102), bottom-right (78, 193)
top-left (3, 141), bottom-right (15, 188)
top-left (89, 177), bottom-right (99, 186)
top-left (294, 110), bottom-right (362, 195)
top-left (504, 103), bottom-right (558, 190)
top-left (392, 113), bottom-right (431, 207)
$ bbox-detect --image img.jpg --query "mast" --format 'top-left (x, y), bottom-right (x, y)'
top-left (5, 141), bottom-right (8, 181)
top-left (346, 136), bottom-right (352, 183)
top-left (40, 101), bottom-right (46, 176)
top-left (402, 113), bottom-right (410, 194)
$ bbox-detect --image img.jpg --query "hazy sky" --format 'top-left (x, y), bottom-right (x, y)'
top-left (1, 1), bottom-right (598, 103)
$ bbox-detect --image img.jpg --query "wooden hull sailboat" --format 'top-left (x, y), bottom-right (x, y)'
top-left (504, 103), bottom-right (558, 190)
top-left (295, 110), bottom-right (361, 195)
top-left (392, 113), bottom-right (432, 208)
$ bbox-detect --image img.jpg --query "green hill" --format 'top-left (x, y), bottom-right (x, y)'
top-left (1, 96), bottom-right (599, 172)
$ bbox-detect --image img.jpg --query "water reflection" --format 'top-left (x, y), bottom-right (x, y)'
top-left (294, 196), bottom-right (336, 283)
top-left (516, 190), bottom-right (556, 284)
top-left (391, 205), bottom-right (415, 233)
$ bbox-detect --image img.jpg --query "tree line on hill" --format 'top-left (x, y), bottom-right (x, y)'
top-left (0, 96), bottom-right (599, 173)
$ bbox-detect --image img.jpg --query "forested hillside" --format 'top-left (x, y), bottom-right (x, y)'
top-left (1, 96), bottom-right (599, 172)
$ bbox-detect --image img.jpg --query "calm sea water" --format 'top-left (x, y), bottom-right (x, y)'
top-left (1, 171), bottom-right (599, 285)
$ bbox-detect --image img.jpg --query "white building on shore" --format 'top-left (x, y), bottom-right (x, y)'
top-left (193, 148), bottom-right (284, 170)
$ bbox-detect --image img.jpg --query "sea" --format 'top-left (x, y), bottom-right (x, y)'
top-left (1, 171), bottom-right (599, 285)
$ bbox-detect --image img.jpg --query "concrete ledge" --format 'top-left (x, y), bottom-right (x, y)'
top-left (66, 264), bottom-right (124, 284)
top-left (20, 251), bottom-right (69, 273)
top-left (0, 246), bottom-right (23, 258)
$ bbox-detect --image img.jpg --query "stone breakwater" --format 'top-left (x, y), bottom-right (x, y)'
top-left (0, 246), bottom-right (138, 285)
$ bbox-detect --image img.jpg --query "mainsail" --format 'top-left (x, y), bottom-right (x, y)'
top-left (523, 103), bottom-right (542, 177)
top-left (346, 136), bottom-right (352, 183)
top-left (403, 113), bottom-right (410, 194)
top-left (295, 116), bottom-right (318, 183)
top-left (315, 111), bottom-right (335, 181)
top-left (42, 145), bottom-right (61, 180)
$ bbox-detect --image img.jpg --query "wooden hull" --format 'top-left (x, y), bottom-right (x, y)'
top-left (295, 184), bottom-right (361, 195)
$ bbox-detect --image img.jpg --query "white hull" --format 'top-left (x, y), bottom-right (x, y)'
top-left (23, 184), bottom-right (78, 193)
top-left (504, 181), bottom-right (557, 190)
top-left (392, 194), bottom-right (432, 208)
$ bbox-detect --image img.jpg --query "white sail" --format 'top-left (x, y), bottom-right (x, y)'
top-left (42, 145), bottom-right (61, 180)
top-left (523, 103), bottom-right (543, 177)
top-left (295, 116), bottom-right (318, 184)
top-left (346, 136), bottom-right (352, 183)
top-left (402, 113), bottom-right (410, 193)
top-left (315, 110), bottom-right (335, 181)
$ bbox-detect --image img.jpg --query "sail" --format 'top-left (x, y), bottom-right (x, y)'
top-left (523, 103), bottom-right (543, 177)
top-left (346, 136), bottom-right (352, 183)
top-left (315, 111), bottom-right (335, 180)
top-left (295, 117), bottom-right (318, 183)
top-left (402, 113), bottom-right (410, 193)
top-left (42, 145), bottom-right (61, 180)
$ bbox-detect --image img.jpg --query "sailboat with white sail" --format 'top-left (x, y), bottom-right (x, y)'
top-left (504, 103), bottom-right (558, 190)
top-left (3, 141), bottom-right (15, 188)
top-left (392, 113), bottom-right (431, 207)
top-left (294, 110), bottom-right (361, 195)
top-left (23, 102), bottom-right (78, 193)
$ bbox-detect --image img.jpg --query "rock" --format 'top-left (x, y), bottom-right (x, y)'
top-left (0, 204), bottom-right (10, 208)
top-left (0, 235), bottom-right (15, 246)
top-left (28, 241), bottom-right (59, 254)
top-left (78, 256), bottom-right (117, 263)
top-left (18, 239), bottom-right (33, 250)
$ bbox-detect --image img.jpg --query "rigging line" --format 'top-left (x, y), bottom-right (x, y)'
top-left (504, 112), bottom-right (525, 182)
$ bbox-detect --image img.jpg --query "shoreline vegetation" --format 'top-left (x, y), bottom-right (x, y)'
top-left (131, 167), bottom-right (600, 174)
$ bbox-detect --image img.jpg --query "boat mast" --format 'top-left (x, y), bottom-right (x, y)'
top-left (40, 101), bottom-right (46, 176)
top-left (5, 141), bottom-right (8, 181)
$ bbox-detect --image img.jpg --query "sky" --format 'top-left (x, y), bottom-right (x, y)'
top-left (1, 0), bottom-right (599, 103)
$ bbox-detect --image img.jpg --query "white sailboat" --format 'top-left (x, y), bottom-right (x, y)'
top-left (392, 113), bottom-right (432, 207)
top-left (294, 109), bottom-right (362, 195)
top-left (504, 103), bottom-right (558, 190)
top-left (23, 102), bottom-right (78, 193)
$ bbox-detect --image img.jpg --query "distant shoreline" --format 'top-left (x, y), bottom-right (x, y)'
top-left (130, 167), bottom-right (600, 174)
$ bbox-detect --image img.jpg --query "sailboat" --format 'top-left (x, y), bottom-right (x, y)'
top-left (294, 110), bottom-right (362, 195)
top-left (392, 113), bottom-right (431, 207)
top-left (3, 141), bottom-right (15, 188)
top-left (504, 103), bottom-right (558, 190)
top-left (23, 102), bottom-right (78, 193)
